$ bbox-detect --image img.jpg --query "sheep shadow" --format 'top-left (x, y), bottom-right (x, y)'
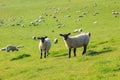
top-left (53, 53), bottom-right (68, 57)
top-left (10, 54), bottom-right (31, 61)
top-left (87, 47), bottom-right (114, 56)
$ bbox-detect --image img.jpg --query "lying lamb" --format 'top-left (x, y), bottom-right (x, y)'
top-left (60, 32), bottom-right (91, 58)
top-left (37, 36), bottom-right (51, 59)
top-left (1, 45), bottom-right (24, 52)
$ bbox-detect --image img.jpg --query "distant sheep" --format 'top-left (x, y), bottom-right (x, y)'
top-left (32, 35), bottom-right (37, 40)
top-left (112, 11), bottom-right (120, 14)
top-left (73, 28), bottom-right (82, 33)
top-left (60, 32), bottom-right (91, 58)
top-left (54, 38), bottom-right (58, 44)
top-left (37, 36), bottom-right (51, 59)
top-left (1, 45), bottom-right (24, 52)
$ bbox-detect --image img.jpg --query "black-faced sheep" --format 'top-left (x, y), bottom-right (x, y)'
top-left (60, 32), bottom-right (91, 58)
top-left (37, 36), bottom-right (51, 59)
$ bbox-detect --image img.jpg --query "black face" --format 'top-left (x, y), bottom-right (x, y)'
top-left (37, 36), bottom-right (47, 43)
top-left (60, 33), bottom-right (71, 40)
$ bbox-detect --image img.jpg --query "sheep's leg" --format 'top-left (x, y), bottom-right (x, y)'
top-left (82, 45), bottom-right (87, 55)
top-left (44, 49), bottom-right (46, 58)
top-left (69, 48), bottom-right (71, 58)
top-left (73, 48), bottom-right (76, 57)
top-left (16, 49), bottom-right (18, 51)
top-left (47, 50), bottom-right (49, 56)
top-left (7, 50), bottom-right (10, 52)
top-left (40, 49), bottom-right (42, 59)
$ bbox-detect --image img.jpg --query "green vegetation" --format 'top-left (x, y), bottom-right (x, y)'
top-left (0, 0), bottom-right (120, 80)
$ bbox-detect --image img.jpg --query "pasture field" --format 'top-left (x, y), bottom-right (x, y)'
top-left (0, 0), bottom-right (120, 80)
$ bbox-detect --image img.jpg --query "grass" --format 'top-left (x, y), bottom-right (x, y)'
top-left (0, 0), bottom-right (120, 80)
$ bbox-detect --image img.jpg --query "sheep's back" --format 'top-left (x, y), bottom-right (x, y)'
top-left (45, 38), bottom-right (51, 50)
top-left (7, 46), bottom-right (17, 50)
top-left (39, 38), bottom-right (51, 50)
top-left (70, 33), bottom-right (90, 48)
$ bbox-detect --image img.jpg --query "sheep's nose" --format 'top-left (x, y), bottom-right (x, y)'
top-left (42, 40), bottom-right (44, 43)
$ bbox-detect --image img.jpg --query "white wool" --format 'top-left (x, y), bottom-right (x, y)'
top-left (64, 33), bottom-right (90, 48)
top-left (39, 38), bottom-right (51, 52)
top-left (73, 28), bottom-right (82, 33)
top-left (32, 35), bottom-right (36, 40)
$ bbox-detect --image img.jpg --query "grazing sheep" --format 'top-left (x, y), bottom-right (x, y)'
top-left (54, 38), bottom-right (58, 44)
top-left (39, 16), bottom-right (44, 19)
top-left (32, 35), bottom-right (37, 40)
top-left (73, 28), bottom-right (82, 33)
top-left (37, 36), bottom-right (51, 59)
top-left (60, 32), bottom-right (91, 58)
top-left (1, 45), bottom-right (24, 52)
top-left (112, 11), bottom-right (120, 15)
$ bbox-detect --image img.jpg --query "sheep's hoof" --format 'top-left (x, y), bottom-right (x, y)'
top-left (74, 54), bottom-right (76, 57)
top-left (44, 55), bottom-right (46, 58)
top-left (82, 52), bottom-right (86, 55)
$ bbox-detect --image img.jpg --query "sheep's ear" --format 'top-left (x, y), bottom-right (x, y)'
top-left (37, 37), bottom-right (41, 39)
top-left (68, 33), bottom-right (71, 35)
top-left (59, 34), bottom-right (63, 36)
top-left (45, 36), bottom-right (47, 38)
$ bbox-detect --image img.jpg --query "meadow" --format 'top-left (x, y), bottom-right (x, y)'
top-left (0, 0), bottom-right (120, 80)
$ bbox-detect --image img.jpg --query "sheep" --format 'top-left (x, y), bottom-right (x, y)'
top-left (54, 38), bottom-right (58, 44)
top-left (32, 35), bottom-right (37, 40)
top-left (73, 28), bottom-right (82, 33)
top-left (60, 32), bottom-right (91, 58)
top-left (37, 36), bottom-right (51, 59)
top-left (112, 11), bottom-right (120, 14)
top-left (1, 45), bottom-right (24, 52)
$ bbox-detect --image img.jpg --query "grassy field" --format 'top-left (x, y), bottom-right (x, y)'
top-left (0, 0), bottom-right (120, 80)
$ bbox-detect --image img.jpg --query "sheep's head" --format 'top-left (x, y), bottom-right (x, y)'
top-left (37, 36), bottom-right (47, 43)
top-left (60, 33), bottom-right (71, 40)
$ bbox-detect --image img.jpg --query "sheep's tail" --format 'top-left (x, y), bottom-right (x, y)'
top-left (88, 32), bottom-right (91, 37)
top-left (16, 46), bottom-right (24, 48)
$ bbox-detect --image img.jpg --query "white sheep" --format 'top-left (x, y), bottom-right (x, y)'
top-left (1, 45), bottom-right (24, 52)
top-left (54, 38), bottom-right (58, 44)
top-left (73, 28), bottom-right (82, 33)
top-left (112, 11), bottom-right (120, 14)
top-left (32, 35), bottom-right (37, 40)
top-left (60, 32), bottom-right (91, 58)
top-left (37, 36), bottom-right (51, 59)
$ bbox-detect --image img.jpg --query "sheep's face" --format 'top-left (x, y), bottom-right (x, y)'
top-left (60, 33), bottom-right (71, 40)
top-left (37, 36), bottom-right (47, 43)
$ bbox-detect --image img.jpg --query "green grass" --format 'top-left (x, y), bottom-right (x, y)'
top-left (0, 0), bottom-right (120, 80)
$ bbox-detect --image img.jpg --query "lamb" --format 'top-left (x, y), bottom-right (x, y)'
top-left (1, 45), bottom-right (24, 52)
top-left (54, 38), bottom-right (58, 44)
top-left (37, 36), bottom-right (51, 59)
top-left (60, 32), bottom-right (91, 58)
